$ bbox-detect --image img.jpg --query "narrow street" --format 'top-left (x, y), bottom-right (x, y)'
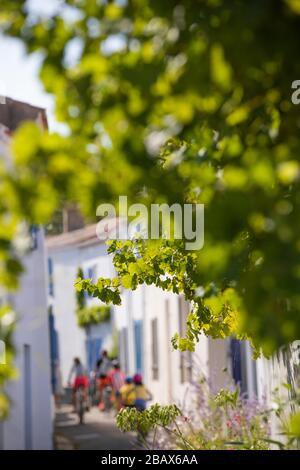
top-left (54, 404), bottom-right (135, 450)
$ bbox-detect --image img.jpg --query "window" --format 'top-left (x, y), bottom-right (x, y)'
top-left (178, 296), bottom-right (192, 383)
top-left (30, 225), bottom-right (38, 250)
top-left (86, 337), bottom-right (102, 374)
top-left (231, 340), bottom-right (258, 398)
top-left (48, 306), bottom-right (59, 394)
top-left (119, 328), bottom-right (129, 374)
top-left (48, 258), bottom-right (54, 296)
top-left (85, 265), bottom-right (97, 299)
top-left (151, 318), bottom-right (159, 380)
top-left (88, 265), bottom-right (97, 282)
top-left (230, 338), bottom-right (242, 386)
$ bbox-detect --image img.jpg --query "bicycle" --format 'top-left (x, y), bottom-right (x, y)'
top-left (75, 385), bottom-right (86, 424)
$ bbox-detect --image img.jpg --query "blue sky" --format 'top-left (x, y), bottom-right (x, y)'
top-left (0, 35), bottom-right (61, 132)
top-left (0, 0), bottom-right (66, 132)
top-left (0, 0), bottom-right (123, 133)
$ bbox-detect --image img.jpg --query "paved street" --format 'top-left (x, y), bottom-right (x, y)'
top-left (54, 404), bottom-right (135, 450)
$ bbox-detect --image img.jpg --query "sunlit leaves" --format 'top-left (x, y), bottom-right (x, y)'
top-left (76, 304), bottom-right (110, 327)
top-left (1, 0), bottom-right (300, 357)
top-left (117, 403), bottom-right (181, 435)
top-left (210, 43), bottom-right (232, 92)
top-left (0, 305), bottom-right (17, 418)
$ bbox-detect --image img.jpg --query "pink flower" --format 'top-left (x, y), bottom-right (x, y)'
top-left (233, 414), bottom-right (242, 425)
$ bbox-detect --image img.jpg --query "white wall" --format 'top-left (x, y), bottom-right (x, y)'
top-left (1, 227), bottom-right (52, 450)
top-left (114, 283), bottom-right (249, 407)
top-left (49, 247), bottom-right (87, 385)
top-left (114, 284), bottom-right (213, 405)
top-left (48, 241), bottom-right (115, 385)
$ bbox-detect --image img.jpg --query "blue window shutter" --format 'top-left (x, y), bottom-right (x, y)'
top-left (86, 337), bottom-right (102, 373)
top-left (87, 267), bottom-right (96, 298)
top-left (93, 338), bottom-right (102, 370)
top-left (83, 269), bottom-right (89, 301)
top-left (48, 308), bottom-right (59, 393)
top-left (86, 338), bottom-right (93, 373)
top-left (230, 339), bottom-right (242, 385)
top-left (30, 225), bottom-right (38, 250)
top-left (134, 320), bottom-right (143, 373)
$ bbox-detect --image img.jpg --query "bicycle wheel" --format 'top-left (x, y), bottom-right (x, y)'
top-left (78, 401), bottom-right (84, 424)
top-left (77, 389), bottom-right (85, 424)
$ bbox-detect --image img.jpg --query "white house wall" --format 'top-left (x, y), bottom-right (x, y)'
top-left (48, 241), bottom-right (115, 385)
top-left (113, 283), bottom-right (211, 405)
top-left (113, 281), bottom-right (252, 407)
top-left (143, 287), bottom-right (211, 405)
top-left (2, 228), bottom-right (52, 450)
top-left (49, 247), bottom-right (87, 385)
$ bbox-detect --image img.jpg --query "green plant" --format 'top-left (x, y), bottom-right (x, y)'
top-left (268, 375), bottom-right (300, 449)
top-left (288, 411), bottom-right (300, 441)
top-left (75, 267), bottom-right (85, 311)
top-left (117, 404), bottom-right (182, 450)
top-left (117, 379), bottom-right (272, 450)
top-left (117, 370), bottom-right (300, 450)
top-left (1, 2), bottom-right (300, 426)
top-left (0, 305), bottom-right (17, 419)
top-left (76, 304), bottom-right (110, 327)
top-left (0, 0), bottom-right (300, 354)
top-left (75, 267), bottom-right (111, 327)
top-left (108, 330), bottom-right (119, 360)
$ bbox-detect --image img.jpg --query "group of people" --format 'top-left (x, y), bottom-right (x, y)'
top-left (118, 374), bottom-right (152, 412)
top-left (68, 351), bottom-right (152, 413)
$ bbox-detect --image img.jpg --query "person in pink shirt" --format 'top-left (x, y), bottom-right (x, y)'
top-left (108, 360), bottom-right (125, 410)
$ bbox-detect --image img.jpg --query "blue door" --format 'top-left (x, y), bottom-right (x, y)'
top-left (87, 337), bottom-right (102, 373)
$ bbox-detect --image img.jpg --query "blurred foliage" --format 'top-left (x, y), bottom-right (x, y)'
top-left (0, 305), bottom-right (17, 419)
top-left (267, 374), bottom-right (300, 449)
top-left (76, 304), bottom-right (111, 327)
top-left (117, 403), bottom-right (182, 438)
top-left (288, 411), bottom-right (300, 439)
top-left (108, 329), bottom-right (119, 360)
top-left (0, 0), bottom-right (300, 358)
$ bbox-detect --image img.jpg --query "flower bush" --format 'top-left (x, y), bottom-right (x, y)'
top-left (117, 376), bottom-right (272, 450)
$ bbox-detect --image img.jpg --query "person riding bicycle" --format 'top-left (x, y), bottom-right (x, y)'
top-left (132, 373), bottom-right (152, 411)
top-left (108, 360), bottom-right (125, 410)
top-left (120, 376), bottom-right (136, 408)
top-left (96, 350), bottom-right (112, 409)
top-left (68, 357), bottom-right (89, 410)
